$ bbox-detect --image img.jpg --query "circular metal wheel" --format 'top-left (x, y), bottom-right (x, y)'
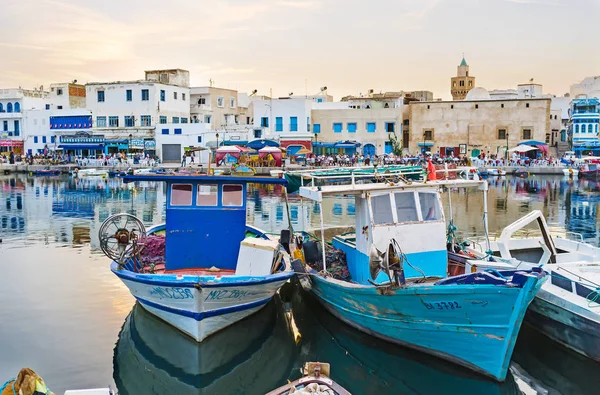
top-left (99, 213), bottom-right (147, 262)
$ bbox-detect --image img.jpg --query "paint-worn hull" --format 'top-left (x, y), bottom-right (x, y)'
top-left (526, 289), bottom-right (600, 362)
top-left (309, 273), bottom-right (545, 381)
top-left (112, 262), bottom-right (293, 342)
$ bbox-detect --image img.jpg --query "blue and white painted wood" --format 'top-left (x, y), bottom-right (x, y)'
top-left (298, 179), bottom-right (547, 381)
top-left (104, 175), bottom-right (294, 342)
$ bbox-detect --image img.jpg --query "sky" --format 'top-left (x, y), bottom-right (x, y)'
top-left (1, 0), bottom-right (599, 100)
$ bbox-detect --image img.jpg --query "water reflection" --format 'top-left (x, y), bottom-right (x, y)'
top-left (113, 298), bottom-right (297, 395)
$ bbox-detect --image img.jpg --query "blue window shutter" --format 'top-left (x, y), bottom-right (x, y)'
top-left (175, 128), bottom-right (182, 135)
top-left (197, 136), bottom-right (202, 143)
top-left (333, 123), bottom-right (342, 133)
top-left (276, 117), bottom-right (283, 132)
top-left (42, 136), bottom-right (46, 143)
top-left (34, 136), bottom-right (38, 143)
top-left (290, 117), bottom-right (298, 131)
top-left (367, 122), bottom-right (376, 132)
top-left (348, 123), bottom-right (357, 133)
top-left (313, 124), bottom-right (321, 133)
top-left (162, 129), bottom-right (169, 135)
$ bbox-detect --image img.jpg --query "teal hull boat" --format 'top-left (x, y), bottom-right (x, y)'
top-left (307, 269), bottom-right (545, 381)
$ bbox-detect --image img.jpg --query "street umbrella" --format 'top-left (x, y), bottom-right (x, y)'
top-left (508, 144), bottom-right (537, 153)
top-left (295, 147), bottom-right (312, 156)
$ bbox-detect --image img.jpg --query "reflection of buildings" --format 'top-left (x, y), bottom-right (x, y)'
top-left (0, 177), bottom-right (27, 236)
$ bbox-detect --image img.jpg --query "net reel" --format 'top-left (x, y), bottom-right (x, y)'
top-left (368, 239), bottom-right (406, 287)
top-left (99, 213), bottom-right (147, 265)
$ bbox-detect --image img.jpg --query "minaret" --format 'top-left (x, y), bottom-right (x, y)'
top-left (451, 56), bottom-right (476, 100)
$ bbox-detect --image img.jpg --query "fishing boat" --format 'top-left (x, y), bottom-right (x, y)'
top-left (450, 210), bottom-right (600, 363)
top-left (98, 174), bottom-right (294, 342)
top-left (578, 157), bottom-right (600, 178)
top-left (30, 168), bottom-right (61, 176)
top-left (231, 163), bottom-right (256, 177)
top-left (284, 165), bottom-right (424, 193)
top-left (487, 168), bottom-right (507, 177)
top-left (267, 362), bottom-right (351, 395)
top-left (292, 177), bottom-right (546, 381)
top-left (76, 168), bottom-right (109, 178)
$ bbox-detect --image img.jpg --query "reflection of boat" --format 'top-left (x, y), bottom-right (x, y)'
top-left (295, 177), bottom-right (546, 381)
top-left (511, 322), bottom-right (600, 395)
top-left (101, 175), bottom-right (294, 342)
top-left (113, 299), bottom-right (297, 395)
top-left (513, 169), bottom-right (529, 178)
top-left (288, 284), bottom-right (522, 395)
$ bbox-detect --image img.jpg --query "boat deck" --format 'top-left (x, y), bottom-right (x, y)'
top-left (138, 263), bottom-right (236, 277)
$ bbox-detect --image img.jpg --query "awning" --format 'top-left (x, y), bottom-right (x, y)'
top-left (519, 140), bottom-right (547, 146)
top-left (247, 139), bottom-right (280, 150)
top-left (335, 141), bottom-right (361, 148)
top-left (58, 144), bottom-right (104, 150)
top-left (312, 142), bottom-right (336, 148)
top-left (223, 140), bottom-right (248, 146)
top-left (417, 142), bottom-right (434, 147)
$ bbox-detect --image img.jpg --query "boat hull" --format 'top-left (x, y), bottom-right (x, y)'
top-left (308, 273), bottom-right (544, 381)
top-left (526, 288), bottom-right (600, 362)
top-left (112, 262), bottom-right (293, 342)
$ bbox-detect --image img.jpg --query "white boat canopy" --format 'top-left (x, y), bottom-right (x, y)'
top-left (508, 144), bottom-right (538, 153)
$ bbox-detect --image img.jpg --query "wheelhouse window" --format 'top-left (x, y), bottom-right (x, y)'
top-left (394, 192), bottom-right (418, 222)
top-left (419, 192), bottom-right (442, 221)
top-left (197, 185), bottom-right (218, 206)
top-left (171, 184), bottom-right (193, 206)
top-left (222, 184), bottom-right (243, 206)
top-left (371, 194), bottom-right (393, 225)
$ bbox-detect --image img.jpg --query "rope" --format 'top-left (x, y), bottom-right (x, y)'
top-left (586, 287), bottom-right (600, 308)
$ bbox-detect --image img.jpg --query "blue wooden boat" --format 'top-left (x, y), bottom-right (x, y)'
top-left (294, 179), bottom-right (547, 381)
top-left (98, 174), bottom-right (294, 342)
top-left (30, 169), bottom-right (61, 176)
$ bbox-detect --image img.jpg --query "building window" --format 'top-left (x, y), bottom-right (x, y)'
top-left (290, 117), bottom-right (298, 131)
top-left (452, 82), bottom-right (456, 88)
top-left (51, 136), bottom-right (55, 144)
top-left (162, 129), bottom-right (169, 135)
top-left (197, 136), bottom-right (202, 143)
top-left (174, 92), bottom-right (178, 100)
top-left (14, 103), bottom-right (20, 112)
top-left (97, 91), bottom-right (105, 102)
top-left (172, 117), bottom-right (180, 124)
top-left (501, 103), bottom-right (504, 108)
top-left (109, 116), bottom-right (119, 127)
top-left (526, 103), bottom-right (530, 108)
top-left (385, 122), bottom-right (395, 133)
top-left (333, 123), bottom-right (342, 133)
top-left (57, 88), bottom-right (63, 95)
top-left (42, 136), bottom-right (47, 144)
top-left (497, 129), bottom-right (507, 140)
top-left (424, 130), bottom-right (433, 140)
top-left (560, 130), bottom-right (566, 142)
top-left (182, 93), bottom-right (186, 101)
top-left (2, 121), bottom-right (6, 131)
top-left (261, 117), bottom-right (269, 127)
top-left (160, 116), bottom-right (167, 124)
top-left (589, 124), bottom-right (593, 134)
top-left (124, 116), bottom-right (135, 127)
top-left (522, 129), bottom-right (532, 139)
top-left (366, 122), bottom-right (376, 132)
top-left (313, 124), bottom-right (321, 133)
top-left (205, 115), bottom-right (212, 123)
top-left (468, 81), bottom-right (473, 87)
top-left (348, 123), bottom-right (357, 133)
top-left (174, 128), bottom-right (182, 135)
top-left (198, 98), bottom-right (206, 105)
top-left (217, 96), bottom-right (224, 107)
top-left (13, 120), bottom-right (19, 136)
top-left (549, 114), bottom-right (552, 120)
top-left (460, 81), bottom-right (464, 87)
top-left (45, 104), bottom-right (50, 110)
top-left (230, 98), bottom-right (236, 108)
top-left (142, 89), bottom-right (149, 101)
top-left (141, 115), bottom-right (151, 126)
top-left (450, 105), bottom-right (454, 109)
top-left (575, 124), bottom-right (580, 134)
top-left (181, 117), bottom-right (188, 124)
top-left (427, 105), bottom-right (430, 109)
top-left (475, 104), bottom-right (479, 109)
top-left (160, 90), bottom-right (166, 102)
top-left (126, 89), bottom-right (132, 101)
top-left (6, 103), bottom-right (12, 113)
top-left (545, 133), bottom-right (551, 144)
top-left (34, 136), bottom-right (38, 144)
top-left (275, 117), bottom-right (283, 132)
top-left (97, 116), bottom-right (107, 127)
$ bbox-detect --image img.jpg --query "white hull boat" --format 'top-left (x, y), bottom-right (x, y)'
top-left (562, 168), bottom-right (579, 177)
top-left (99, 174), bottom-right (294, 342)
top-left (76, 168), bottom-right (109, 178)
top-left (450, 210), bottom-right (600, 362)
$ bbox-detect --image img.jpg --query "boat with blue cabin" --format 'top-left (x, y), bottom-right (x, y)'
top-left (293, 177), bottom-right (547, 381)
top-left (98, 174), bottom-right (295, 342)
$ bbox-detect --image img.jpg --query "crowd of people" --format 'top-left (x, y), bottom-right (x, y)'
top-left (306, 153), bottom-right (470, 167)
top-left (0, 151), bottom-right (160, 167)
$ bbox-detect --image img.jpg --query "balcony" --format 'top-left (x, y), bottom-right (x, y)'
top-left (0, 112), bottom-right (23, 119)
top-left (190, 104), bottom-right (212, 112)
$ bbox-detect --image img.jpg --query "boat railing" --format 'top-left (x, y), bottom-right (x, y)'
top-left (463, 229), bottom-right (586, 252)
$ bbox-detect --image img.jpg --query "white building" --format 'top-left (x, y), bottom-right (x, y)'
top-left (570, 76), bottom-right (600, 99)
top-left (85, 69), bottom-right (191, 156)
top-left (0, 88), bottom-right (48, 155)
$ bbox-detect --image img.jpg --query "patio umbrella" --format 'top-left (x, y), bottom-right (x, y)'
top-left (295, 147), bottom-right (312, 156)
top-left (247, 139), bottom-right (280, 150)
top-left (508, 144), bottom-right (537, 153)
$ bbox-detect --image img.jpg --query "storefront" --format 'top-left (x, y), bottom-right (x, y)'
top-left (0, 139), bottom-right (24, 155)
top-left (58, 134), bottom-right (105, 157)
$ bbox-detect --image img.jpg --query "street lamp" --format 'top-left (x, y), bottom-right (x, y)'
top-left (505, 132), bottom-right (509, 162)
top-left (422, 131), bottom-right (427, 155)
top-left (128, 134), bottom-right (132, 162)
top-left (215, 132), bottom-right (219, 164)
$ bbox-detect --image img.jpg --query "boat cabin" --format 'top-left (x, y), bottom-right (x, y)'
top-left (123, 174), bottom-right (287, 273)
top-left (300, 179), bottom-right (486, 285)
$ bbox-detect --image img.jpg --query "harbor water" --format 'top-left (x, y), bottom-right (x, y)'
top-left (1, 174), bottom-right (600, 394)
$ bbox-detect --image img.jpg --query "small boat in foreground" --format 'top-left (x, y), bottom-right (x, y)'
top-left (76, 168), bottom-right (108, 178)
top-left (293, 177), bottom-right (546, 381)
top-left (578, 158), bottom-right (600, 178)
top-left (266, 362), bottom-right (350, 395)
top-left (99, 174), bottom-right (294, 342)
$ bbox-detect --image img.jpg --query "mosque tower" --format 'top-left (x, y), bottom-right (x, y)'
top-left (451, 56), bottom-right (476, 100)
